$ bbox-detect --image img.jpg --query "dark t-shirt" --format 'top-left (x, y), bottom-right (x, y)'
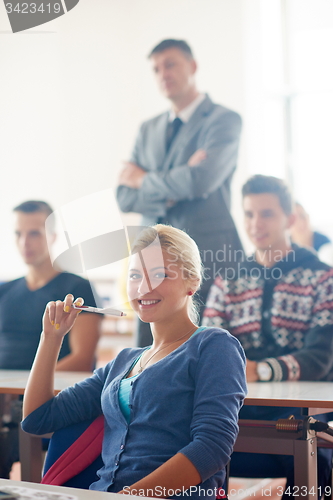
top-left (0, 272), bottom-right (98, 370)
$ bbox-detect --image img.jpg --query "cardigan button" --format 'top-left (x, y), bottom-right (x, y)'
top-left (120, 444), bottom-right (124, 449)
top-left (115, 461), bottom-right (119, 466)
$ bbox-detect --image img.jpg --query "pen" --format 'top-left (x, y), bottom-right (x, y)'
top-left (72, 305), bottom-right (126, 317)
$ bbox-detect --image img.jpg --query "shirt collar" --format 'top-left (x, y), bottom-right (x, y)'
top-left (169, 93), bottom-right (206, 123)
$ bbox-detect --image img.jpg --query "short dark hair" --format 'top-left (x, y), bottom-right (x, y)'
top-left (242, 175), bottom-right (293, 215)
top-left (148, 39), bottom-right (193, 59)
top-left (13, 200), bottom-right (53, 217)
top-left (13, 200), bottom-right (55, 232)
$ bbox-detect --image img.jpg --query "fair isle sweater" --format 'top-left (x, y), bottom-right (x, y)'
top-left (203, 245), bottom-right (333, 382)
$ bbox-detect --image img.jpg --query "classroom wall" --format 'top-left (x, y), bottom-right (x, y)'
top-left (5, 0), bottom-right (330, 282)
top-left (1, 0), bottom-right (252, 281)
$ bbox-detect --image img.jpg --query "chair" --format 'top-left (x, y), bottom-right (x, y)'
top-left (42, 415), bottom-right (104, 488)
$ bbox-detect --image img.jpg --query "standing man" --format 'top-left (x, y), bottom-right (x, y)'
top-left (117, 39), bottom-right (243, 346)
top-left (0, 200), bottom-right (101, 477)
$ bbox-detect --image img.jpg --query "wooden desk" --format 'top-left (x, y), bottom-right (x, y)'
top-left (0, 478), bottom-right (139, 499)
top-left (234, 381), bottom-right (333, 500)
top-left (0, 370), bottom-right (92, 396)
top-left (2, 372), bottom-right (333, 497)
top-left (245, 381), bottom-right (333, 413)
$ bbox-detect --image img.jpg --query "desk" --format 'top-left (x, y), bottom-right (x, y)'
top-left (0, 370), bottom-right (92, 483)
top-left (234, 381), bottom-right (333, 500)
top-left (2, 373), bottom-right (333, 497)
top-left (245, 381), bottom-right (333, 414)
top-left (0, 370), bottom-right (92, 396)
top-left (0, 478), bottom-right (137, 499)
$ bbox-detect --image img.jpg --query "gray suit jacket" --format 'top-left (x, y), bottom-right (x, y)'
top-left (117, 95), bottom-right (242, 277)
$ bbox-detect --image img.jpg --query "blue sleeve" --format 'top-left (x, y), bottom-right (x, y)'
top-left (179, 331), bottom-right (247, 482)
top-left (71, 278), bottom-right (101, 309)
top-left (21, 362), bottom-right (113, 435)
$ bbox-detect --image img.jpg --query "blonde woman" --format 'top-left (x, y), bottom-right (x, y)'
top-left (22, 225), bottom-right (246, 499)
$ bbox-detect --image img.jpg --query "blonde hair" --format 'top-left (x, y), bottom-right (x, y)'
top-left (131, 224), bottom-right (203, 323)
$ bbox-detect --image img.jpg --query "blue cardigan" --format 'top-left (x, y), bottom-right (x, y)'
top-left (22, 327), bottom-right (247, 499)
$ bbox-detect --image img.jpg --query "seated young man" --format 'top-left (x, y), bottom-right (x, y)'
top-left (203, 175), bottom-right (333, 494)
top-left (0, 200), bottom-right (102, 478)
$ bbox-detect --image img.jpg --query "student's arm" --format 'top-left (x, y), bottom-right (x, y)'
top-left (23, 295), bottom-right (81, 419)
top-left (118, 453), bottom-right (201, 497)
top-left (263, 326), bottom-right (333, 382)
top-left (55, 313), bottom-right (101, 372)
top-left (257, 269), bottom-right (333, 382)
top-left (55, 278), bottom-right (102, 371)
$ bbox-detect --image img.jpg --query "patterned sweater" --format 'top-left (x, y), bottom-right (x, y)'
top-left (203, 245), bottom-right (333, 381)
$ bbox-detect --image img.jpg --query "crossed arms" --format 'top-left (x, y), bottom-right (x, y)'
top-left (117, 111), bottom-right (242, 217)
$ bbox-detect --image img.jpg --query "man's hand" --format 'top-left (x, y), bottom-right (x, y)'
top-left (246, 359), bottom-right (259, 382)
top-left (188, 149), bottom-right (207, 167)
top-left (118, 162), bottom-right (146, 189)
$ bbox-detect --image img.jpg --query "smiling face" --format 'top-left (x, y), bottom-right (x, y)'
top-left (243, 193), bottom-right (295, 253)
top-left (127, 245), bottom-right (190, 325)
top-left (150, 47), bottom-right (197, 103)
top-left (14, 211), bottom-right (54, 267)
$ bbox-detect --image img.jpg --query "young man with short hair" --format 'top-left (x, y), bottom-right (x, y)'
top-left (203, 175), bottom-right (333, 492)
top-left (0, 200), bottom-right (101, 477)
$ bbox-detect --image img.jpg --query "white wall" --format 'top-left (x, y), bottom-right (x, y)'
top-left (2, 0), bottom-right (331, 282)
top-left (0, 0), bottom-right (250, 280)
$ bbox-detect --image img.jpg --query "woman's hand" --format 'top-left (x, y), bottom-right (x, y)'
top-left (23, 293), bottom-right (84, 419)
top-left (43, 294), bottom-right (83, 339)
